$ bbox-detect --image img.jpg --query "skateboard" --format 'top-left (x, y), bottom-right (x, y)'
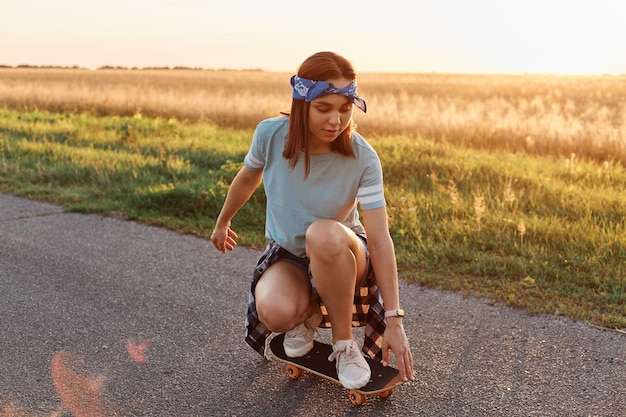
top-left (269, 333), bottom-right (404, 406)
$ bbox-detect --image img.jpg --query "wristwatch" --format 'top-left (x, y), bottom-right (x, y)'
top-left (384, 309), bottom-right (405, 318)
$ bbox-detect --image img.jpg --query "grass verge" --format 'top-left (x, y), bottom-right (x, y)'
top-left (1, 108), bottom-right (624, 329)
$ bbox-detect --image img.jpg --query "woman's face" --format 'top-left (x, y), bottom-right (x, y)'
top-left (307, 77), bottom-right (354, 153)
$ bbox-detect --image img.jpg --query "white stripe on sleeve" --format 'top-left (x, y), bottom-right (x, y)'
top-left (244, 152), bottom-right (264, 169)
top-left (357, 183), bottom-right (384, 206)
top-left (357, 184), bottom-right (383, 198)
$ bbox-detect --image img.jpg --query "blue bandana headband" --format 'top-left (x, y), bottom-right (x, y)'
top-left (290, 75), bottom-right (367, 113)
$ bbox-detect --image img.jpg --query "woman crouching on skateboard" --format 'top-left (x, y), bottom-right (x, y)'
top-left (210, 51), bottom-right (415, 389)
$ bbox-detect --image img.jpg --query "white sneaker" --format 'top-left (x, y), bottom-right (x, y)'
top-left (283, 306), bottom-right (323, 358)
top-left (328, 340), bottom-right (371, 389)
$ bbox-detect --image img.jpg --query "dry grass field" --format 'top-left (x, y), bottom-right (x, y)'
top-left (1, 67), bottom-right (625, 163)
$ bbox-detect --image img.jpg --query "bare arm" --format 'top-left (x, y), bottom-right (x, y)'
top-left (361, 206), bottom-right (415, 382)
top-left (210, 166), bottom-right (263, 254)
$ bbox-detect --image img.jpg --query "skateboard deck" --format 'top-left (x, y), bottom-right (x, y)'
top-left (269, 333), bottom-right (404, 405)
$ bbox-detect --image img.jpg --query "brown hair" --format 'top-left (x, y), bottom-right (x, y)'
top-left (283, 51), bottom-right (357, 178)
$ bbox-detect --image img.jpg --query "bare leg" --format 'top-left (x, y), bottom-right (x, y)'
top-left (305, 220), bottom-right (367, 343)
top-left (254, 261), bottom-right (311, 332)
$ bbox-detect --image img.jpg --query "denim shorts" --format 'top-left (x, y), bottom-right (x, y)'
top-left (273, 233), bottom-right (372, 293)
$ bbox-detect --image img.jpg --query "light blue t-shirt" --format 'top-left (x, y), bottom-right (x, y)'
top-left (244, 116), bottom-right (386, 257)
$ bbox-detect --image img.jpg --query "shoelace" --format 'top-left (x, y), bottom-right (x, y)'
top-left (286, 309), bottom-right (321, 340)
top-left (286, 323), bottom-right (309, 339)
top-left (328, 342), bottom-right (364, 368)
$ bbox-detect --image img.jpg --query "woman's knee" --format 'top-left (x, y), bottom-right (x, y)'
top-left (254, 261), bottom-right (311, 331)
top-left (256, 296), bottom-right (301, 332)
top-left (306, 220), bottom-right (368, 285)
top-left (306, 220), bottom-right (346, 259)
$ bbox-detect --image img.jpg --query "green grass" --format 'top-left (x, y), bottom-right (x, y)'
top-left (1, 108), bottom-right (624, 329)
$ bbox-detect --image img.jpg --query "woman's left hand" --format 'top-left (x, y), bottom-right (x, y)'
top-left (381, 318), bottom-right (415, 382)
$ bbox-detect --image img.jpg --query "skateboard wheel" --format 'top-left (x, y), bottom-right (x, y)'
top-left (286, 364), bottom-right (302, 380)
top-left (379, 388), bottom-right (394, 398)
top-left (349, 390), bottom-right (366, 406)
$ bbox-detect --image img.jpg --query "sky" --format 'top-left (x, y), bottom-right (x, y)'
top-left (1, 0), bottom-right (625, 75)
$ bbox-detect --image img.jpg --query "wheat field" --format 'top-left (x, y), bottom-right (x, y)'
top-left (1, 67), bottom-right (625, 163)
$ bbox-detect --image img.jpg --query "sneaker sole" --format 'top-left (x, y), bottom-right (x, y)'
top-left (337, 370), bottom-right (372, 390)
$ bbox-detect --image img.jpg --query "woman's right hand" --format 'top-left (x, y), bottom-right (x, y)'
top-left (210, 223), bottom-right (238, 254)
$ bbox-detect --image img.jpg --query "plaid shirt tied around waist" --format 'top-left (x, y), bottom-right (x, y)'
top-left (244, 241), bottom-right (386, 361)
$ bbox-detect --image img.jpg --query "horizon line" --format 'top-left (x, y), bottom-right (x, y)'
top-left (1, 64), bottom-right (624, 77)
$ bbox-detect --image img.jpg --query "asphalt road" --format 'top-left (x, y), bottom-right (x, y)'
top-left (1, 192), bottom-right (624, 417)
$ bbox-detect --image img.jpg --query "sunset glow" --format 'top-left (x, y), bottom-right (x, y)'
top-left (1, 0), bottom-right (624, 75)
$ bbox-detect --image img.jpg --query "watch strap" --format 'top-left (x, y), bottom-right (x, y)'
top-left (384, 309), bottom-right (405, 318)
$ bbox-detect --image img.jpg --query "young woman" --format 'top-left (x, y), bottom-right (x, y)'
top-left (210, 51), bottom-right (414, 389)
